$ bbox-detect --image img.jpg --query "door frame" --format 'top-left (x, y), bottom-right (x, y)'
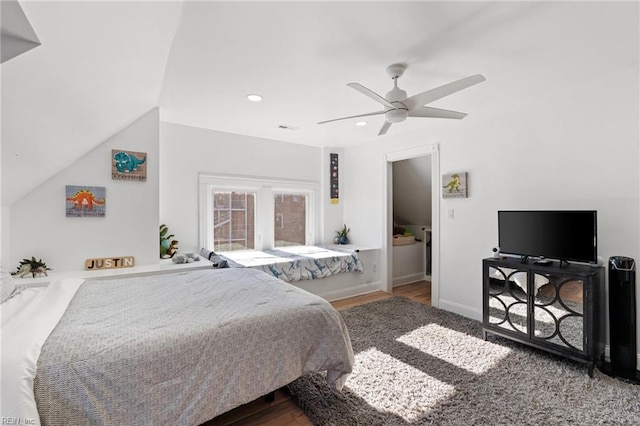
top-left (381, 144), bottom-right (440, 307)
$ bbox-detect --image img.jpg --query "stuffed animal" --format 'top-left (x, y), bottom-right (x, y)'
top-left (166, 240), bottom-right (179, 258)
top-left (15, 264), bottom-right (49, 278)
top-left (13, 256), bottom-right (51, 278)
top-left (199, 248), bottom-right (228, 268)
top-left (172, 252), bottom-right (200, 264)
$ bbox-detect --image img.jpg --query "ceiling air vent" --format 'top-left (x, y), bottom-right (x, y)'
top-left (278, 124), bottom-right (299, 131)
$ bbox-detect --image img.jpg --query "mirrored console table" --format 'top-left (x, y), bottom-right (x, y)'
top-left (482, 257), bottom-right (605, 377)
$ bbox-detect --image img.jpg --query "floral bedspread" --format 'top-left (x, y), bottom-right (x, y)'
top-left (218, 245), bottom-right (364, 282)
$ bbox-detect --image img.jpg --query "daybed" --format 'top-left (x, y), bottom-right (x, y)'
top-left (1, 268), bottom-right (354, 426)
top-left (209, 245), bottom-right (364, 282)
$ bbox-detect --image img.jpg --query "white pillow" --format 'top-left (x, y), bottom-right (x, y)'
top-left (1, 266), bottom-right (19, 303)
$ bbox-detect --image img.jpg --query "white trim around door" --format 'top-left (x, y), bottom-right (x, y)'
top-left (382, 144), bottom-right (440, 307)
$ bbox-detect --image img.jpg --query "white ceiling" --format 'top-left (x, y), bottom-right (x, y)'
top-left (1, 0), bottom-right (41, 63)
top-left (2, 1), bottom-right (638, 206)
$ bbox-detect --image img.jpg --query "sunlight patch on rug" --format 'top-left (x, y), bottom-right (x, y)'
top-left (396, 323), bottom-right (512, 374)
top-left (345, 347), bottom-right (455, 422)
top-left (289, 297), bottom-right (640, 425)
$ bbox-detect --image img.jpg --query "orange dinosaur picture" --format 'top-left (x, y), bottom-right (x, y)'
top-left (66, 185), bottom-right (106, 217)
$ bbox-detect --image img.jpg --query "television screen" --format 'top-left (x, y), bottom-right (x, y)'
top-left (498, 210), bottom-right (597, 264)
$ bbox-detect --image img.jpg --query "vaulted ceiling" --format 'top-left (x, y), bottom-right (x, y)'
top-left (2, 1), bottom-right (638, 206)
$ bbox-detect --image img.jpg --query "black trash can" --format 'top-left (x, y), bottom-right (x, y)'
top-left (609, 256), bottom-right (637, 378)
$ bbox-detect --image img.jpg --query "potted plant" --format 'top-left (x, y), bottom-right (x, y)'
top-left (335, 224), bottom-right (350, 245)
top-left (160, 224), bottom-right (175, 258)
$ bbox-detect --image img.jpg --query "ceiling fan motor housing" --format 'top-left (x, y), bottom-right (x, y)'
top-left (385, 87), bottom-right (408, 122)
top-left (386, 87), bottom-right (407, 102)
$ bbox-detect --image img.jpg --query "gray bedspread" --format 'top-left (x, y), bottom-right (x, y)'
top-left (33, 268), bottom-right (354, 425)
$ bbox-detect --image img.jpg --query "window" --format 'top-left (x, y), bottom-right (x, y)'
top-left (212, 191), bottom-right (255, 251)
top-left (199, 175), bottom-right (317, 252)
top-left (274, 193), bottom-right (306, 247)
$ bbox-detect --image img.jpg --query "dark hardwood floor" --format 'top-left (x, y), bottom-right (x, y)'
top-left (205, 280), bottom-right (431, 425)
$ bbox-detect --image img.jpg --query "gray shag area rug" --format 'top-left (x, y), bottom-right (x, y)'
top-left (287, 297), bottom-right (640, 425)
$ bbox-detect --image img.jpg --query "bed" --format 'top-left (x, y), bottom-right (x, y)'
top-left (1, 268), bottom-right (354, 426)
top-left (208, 245), bottom-right (364, 282)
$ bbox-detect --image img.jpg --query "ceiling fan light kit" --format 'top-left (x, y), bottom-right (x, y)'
top-left (319, 63), bottom-right (485, 136)
top-left (385, 108), bottom-right (408, 123)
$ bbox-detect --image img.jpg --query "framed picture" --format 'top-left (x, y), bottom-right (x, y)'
top-left (112, 149), bottom-right (147, 181)
top-left (442, 172), bottom-right (467, 198)
top-left (330, 153), bottom-right (339, 204)
top-left (65, 185), bottom-right (106, 217)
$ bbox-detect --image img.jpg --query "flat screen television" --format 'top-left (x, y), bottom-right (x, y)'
top-left (498, 210), bottom-right (597, 264)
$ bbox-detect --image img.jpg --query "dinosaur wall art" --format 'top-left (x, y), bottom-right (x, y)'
top-left (111, 149), bottom-right (147, 181)
top-left (442, 172), bottom-right (468, 199)
top-left (65, 185), bottom-right (106, 217)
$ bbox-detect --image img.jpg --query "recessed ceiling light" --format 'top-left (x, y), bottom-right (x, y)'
top-left (356, 121), bottom-right (368, 126)
top-left (246, 94), bottom-right (263, 102)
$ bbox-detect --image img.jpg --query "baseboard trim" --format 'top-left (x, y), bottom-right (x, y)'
top-left (439, 299), bottom-right (482, 321)
top-left (393, 273), bottom-right (424, 287)
top-left (313, 281), bottom-right (382, 302)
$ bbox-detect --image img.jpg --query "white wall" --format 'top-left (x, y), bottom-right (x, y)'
top-left (9, 109), bottom-right (160, 272)
top-left (159, 123), bottom-right (324, 252)
top-left (345, 67), bottom-right (639, 321)
top-left (322, 147), bottom-right (345, 244)
top-left (392, 243), bottom-right (424, 286)
top-left (159, 124), bottom-right (381, 298)
top-left (441, 65), bottom-right (638, 318)
top-left (393, 155), bottom-right (431, 226)
top-left (1, 206), bottom-right (8, 267)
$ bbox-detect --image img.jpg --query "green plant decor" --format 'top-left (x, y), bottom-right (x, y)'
top-left (13, 256), bottom-right (52, 278)
top-left (335, 224), bottom-right (350, 244)
top-left (159, 224), bottom-right (175, 258)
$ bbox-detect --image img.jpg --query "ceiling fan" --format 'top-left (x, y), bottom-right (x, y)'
top-left (318, 63), bottom-right (485, 135)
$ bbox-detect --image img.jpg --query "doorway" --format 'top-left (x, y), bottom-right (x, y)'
top-left (382, 144), bottom-right (440, 308)
top-left (391, 156), bottom-right (432, 285)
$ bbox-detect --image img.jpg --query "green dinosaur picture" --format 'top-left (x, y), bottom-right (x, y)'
top-left (442, 172), bottom-right (467, 198)
top-left (112, 149), bottom-right (147, 181)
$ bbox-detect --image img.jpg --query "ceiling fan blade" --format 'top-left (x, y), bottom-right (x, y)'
top-left (378, 120), bottom-right (392, 136)
top-left (318, 110), bottom-right (385, 125)
top-left (403, 74), bottom-right (486, 111)
top-left (409, 106), bottom-right (468, 119)
top-left (347, 82), bottom-right (397, 109)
